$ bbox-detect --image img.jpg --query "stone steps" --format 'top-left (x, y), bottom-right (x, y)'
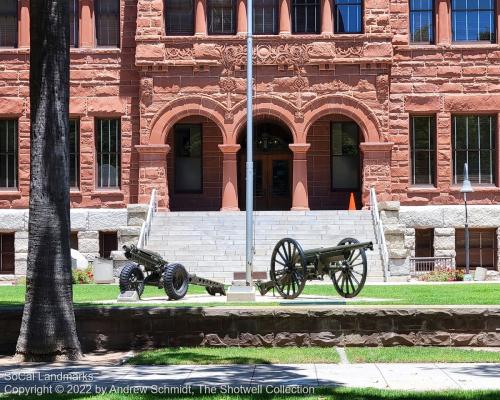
top-left (146, 211), bottom-right (385, 283)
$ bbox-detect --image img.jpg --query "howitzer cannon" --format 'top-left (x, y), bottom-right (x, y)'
top-left (120, 244), bottom-right (226, 300)
top-left (256, 238), bottom-right (373, 299)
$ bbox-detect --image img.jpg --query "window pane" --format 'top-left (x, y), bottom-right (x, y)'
top-left (335, 0), bottom-right (362, 33)
top-left (452, 0), bottom-right (495, 42)
top-left (99, 231), bottom-right (118, 259)
top-left (254, 0), bottom-right (278, 34)
top-left (453, 115), bottom-right (496, 185)
top-left (96, 119), bottom-right (121, 188)
top-left (208, 0), bottom-right (235, 34)
top-left (69, 119), bottom-right (80, 188)
top-left (415, 229), bottom-right (434, 258)
top-left (410, 0), bottom-right (434, 43)
top-left (165, 0), bottom-right (194, 35)
top-left (0, 120), bottom-right (17, 188)
top-left (0, 0), bottom-right (17, 48)
top-left (411, 116), bottom-right (435, 185)
top-left (0, 233), bottom-right (15, 274)
top-left (175, 124), bottom-right (202, 192)
top-left (456, 229), bottom-right (497, 270)
top-left (292, 0), bottom-right (321, 33)
top-left (96, 0), bottom-right (120, 46)
top-left (331, 122), bottom-right (360, 190)
top-left (70, 0), bottom-right (79, 47)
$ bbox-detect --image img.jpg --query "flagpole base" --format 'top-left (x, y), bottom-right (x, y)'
top-left (226, 280), bottom-right (256, 302)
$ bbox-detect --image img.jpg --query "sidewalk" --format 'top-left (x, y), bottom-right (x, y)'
top-left (1, 362), bottom-right (500, 392)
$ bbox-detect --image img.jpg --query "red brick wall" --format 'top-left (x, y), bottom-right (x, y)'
top-left (0, 0), bottom-right (139, 209)
top-left (166, 117), bottom-right (223, 211)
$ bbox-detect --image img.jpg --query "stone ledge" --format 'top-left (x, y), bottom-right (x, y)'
top-left (1, 306), bottom-right (499, 353)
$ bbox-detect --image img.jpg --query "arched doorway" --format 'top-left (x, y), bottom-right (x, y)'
top-left (307, 117), bottom-right (362, 210)
top-left (238, 122), bottom-right (293, 211)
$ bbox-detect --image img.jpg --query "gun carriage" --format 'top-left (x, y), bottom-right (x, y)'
top-left (256, 238), bottom-right (373, 299)
top-left (120, 244), bottom-right (226, 300)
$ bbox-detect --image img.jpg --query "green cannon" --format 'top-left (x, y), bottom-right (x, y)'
top-left (256, 238), bottom-right (373, 299)
top-left (120, 244), bottom-right (226, 300)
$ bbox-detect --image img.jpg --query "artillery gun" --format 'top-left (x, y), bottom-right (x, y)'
top-left (120, 244), bottom-right (226, 300)
top-left (256, 237), bottom-right (373, 299)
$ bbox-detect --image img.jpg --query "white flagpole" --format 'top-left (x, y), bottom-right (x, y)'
top-left (245, 0), bottom-right (254, 286)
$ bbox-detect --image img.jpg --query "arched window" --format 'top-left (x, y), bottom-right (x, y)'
top-left (292, 0), bottom-right (321, 34)
top-left (0, 0), bottom-right (17, 48)
top-left (165, 0), bottom-right (195, 35)
top-left (208, 0), bottom-right (236, 35)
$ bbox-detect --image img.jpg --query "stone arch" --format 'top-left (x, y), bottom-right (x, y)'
top-left (303, 95), bottom-right (382, 142)
top-left (149, 96), bottom-right (228, 144)
top-left (231, 96), bottom-right (299, 143)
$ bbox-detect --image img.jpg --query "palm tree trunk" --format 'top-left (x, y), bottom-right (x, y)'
top-left (15, 0), bottom-right (81, 361)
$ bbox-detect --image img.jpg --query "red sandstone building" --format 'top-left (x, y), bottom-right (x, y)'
top-left (1, 0), bottom-right (500, 279)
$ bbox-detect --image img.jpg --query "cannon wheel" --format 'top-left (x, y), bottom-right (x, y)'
top-left (270, 238), bottom-right (307, 299)
top-left (163, 263), bottom-right (189, 300)
top-left (331, 237), bottom-right (367, 298)
top-left (119, 262), bottom-right (145, 298)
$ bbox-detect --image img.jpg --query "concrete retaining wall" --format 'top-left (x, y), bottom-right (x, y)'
top-left (1, 307), bottom-right (499, 354)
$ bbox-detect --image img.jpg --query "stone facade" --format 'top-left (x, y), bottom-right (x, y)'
top-left (0, 206), bottom-right (146, 276)
top-left (2, 0), bottom-right (500, 273)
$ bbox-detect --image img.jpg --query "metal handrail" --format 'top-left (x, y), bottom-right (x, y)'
top-left (369, 186), bottom-right (389, 281)
top-left (137, 188), bottom-right (158, 248)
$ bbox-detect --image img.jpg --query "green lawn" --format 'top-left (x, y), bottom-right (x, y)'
top-left (345, 347), bottom-right (500, 363)
top-left (129, 346), bottom-right (340, 365)
top-left (1, 388), bottom-right (500, 400)
top-left (127, 346), bottom-right (500, 365)
top-left (0, 283), bottom-right (499, 307)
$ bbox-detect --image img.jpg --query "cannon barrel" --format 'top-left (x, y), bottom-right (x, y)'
top-left (303, 241), bottom-right (374, 263)
top-left (123, 244), bottom-right (167, 270)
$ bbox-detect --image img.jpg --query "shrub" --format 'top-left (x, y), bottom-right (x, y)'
top-left (72, 266), bottom-right (94, 284)
top-left (419, 267), bottom-right (464, 282)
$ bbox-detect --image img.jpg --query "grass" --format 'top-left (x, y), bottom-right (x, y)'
top-left (1, 388), bottom-right (500, 400)
top-left (345, 347), bottom-right (500, 363)
top-left (127, 346), bottom-right (500, 366)
top-left (129, 346), bottom-right (340, 365)
top-left (0, 283), bottom-right (499, 307)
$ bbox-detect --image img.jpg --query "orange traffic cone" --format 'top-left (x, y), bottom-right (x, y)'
top-left (348, 192), bottom-right (356, 211)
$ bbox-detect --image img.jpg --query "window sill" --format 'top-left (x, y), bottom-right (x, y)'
top-left (0, 190), bottom-right (22, 197)
top-left (408, 185), bottom-right (439, 193)
top-left (70, 47), bottom-right (121, 55)
top-left (92, 189), bottom-right (123, 195)
top-left (396, 43), bottom-right (499, 51)
top-left (449, 185), bottom-right (499, 192)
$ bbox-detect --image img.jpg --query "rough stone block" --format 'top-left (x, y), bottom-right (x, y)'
top-left (70, 209), bottom-right (89, 230)
top-left (378, 201), bottom-right (400, 211)
top-left (389, 258), bottom-right (410, 275)
top-left (0, 210), bottom-right (27, 230)
top-left (434, 235), bottom-right (455, 250)
top-left (88, 210), bottom-right (128, 230)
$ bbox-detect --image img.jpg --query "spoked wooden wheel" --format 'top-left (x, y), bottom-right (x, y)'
top-left (270, 238), bottom-right (307, 299)
top-left (331, 237), bottom-right (367, 298)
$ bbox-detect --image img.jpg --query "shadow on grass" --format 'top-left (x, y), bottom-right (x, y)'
top-left (130, 349), bottom-right (271, 365)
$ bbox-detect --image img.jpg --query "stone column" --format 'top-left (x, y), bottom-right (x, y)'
top-left (279, 0), bottom-right (291, 34)
top-left (135, 144), bottom-right (170, 209)
top-left (237, 0), bottom-right (247, 35)
top-left (80, 0), bottom-right (94, 48)
top-left (321, 0), bottom-right (333, 35)
top-left (18, 0), bottom-right (30, 48)
top-left (289, 143), bottom-right (310, 211)
top-left (437, 0), bottom-right (451, 45)
top-left (219, 144), bottom-right (240, 211)
top-left (434, 228), bottom-right (456, 267)
top-left (14, 231), bottom-right (28, 275)
top-left (360, 142), bottom-right (394, 208)
top-left (195, 0), bottom-right (207, 36)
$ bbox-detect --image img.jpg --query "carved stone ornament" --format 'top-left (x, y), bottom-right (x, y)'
top-left (140, 77), bottom-right (154, 106)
